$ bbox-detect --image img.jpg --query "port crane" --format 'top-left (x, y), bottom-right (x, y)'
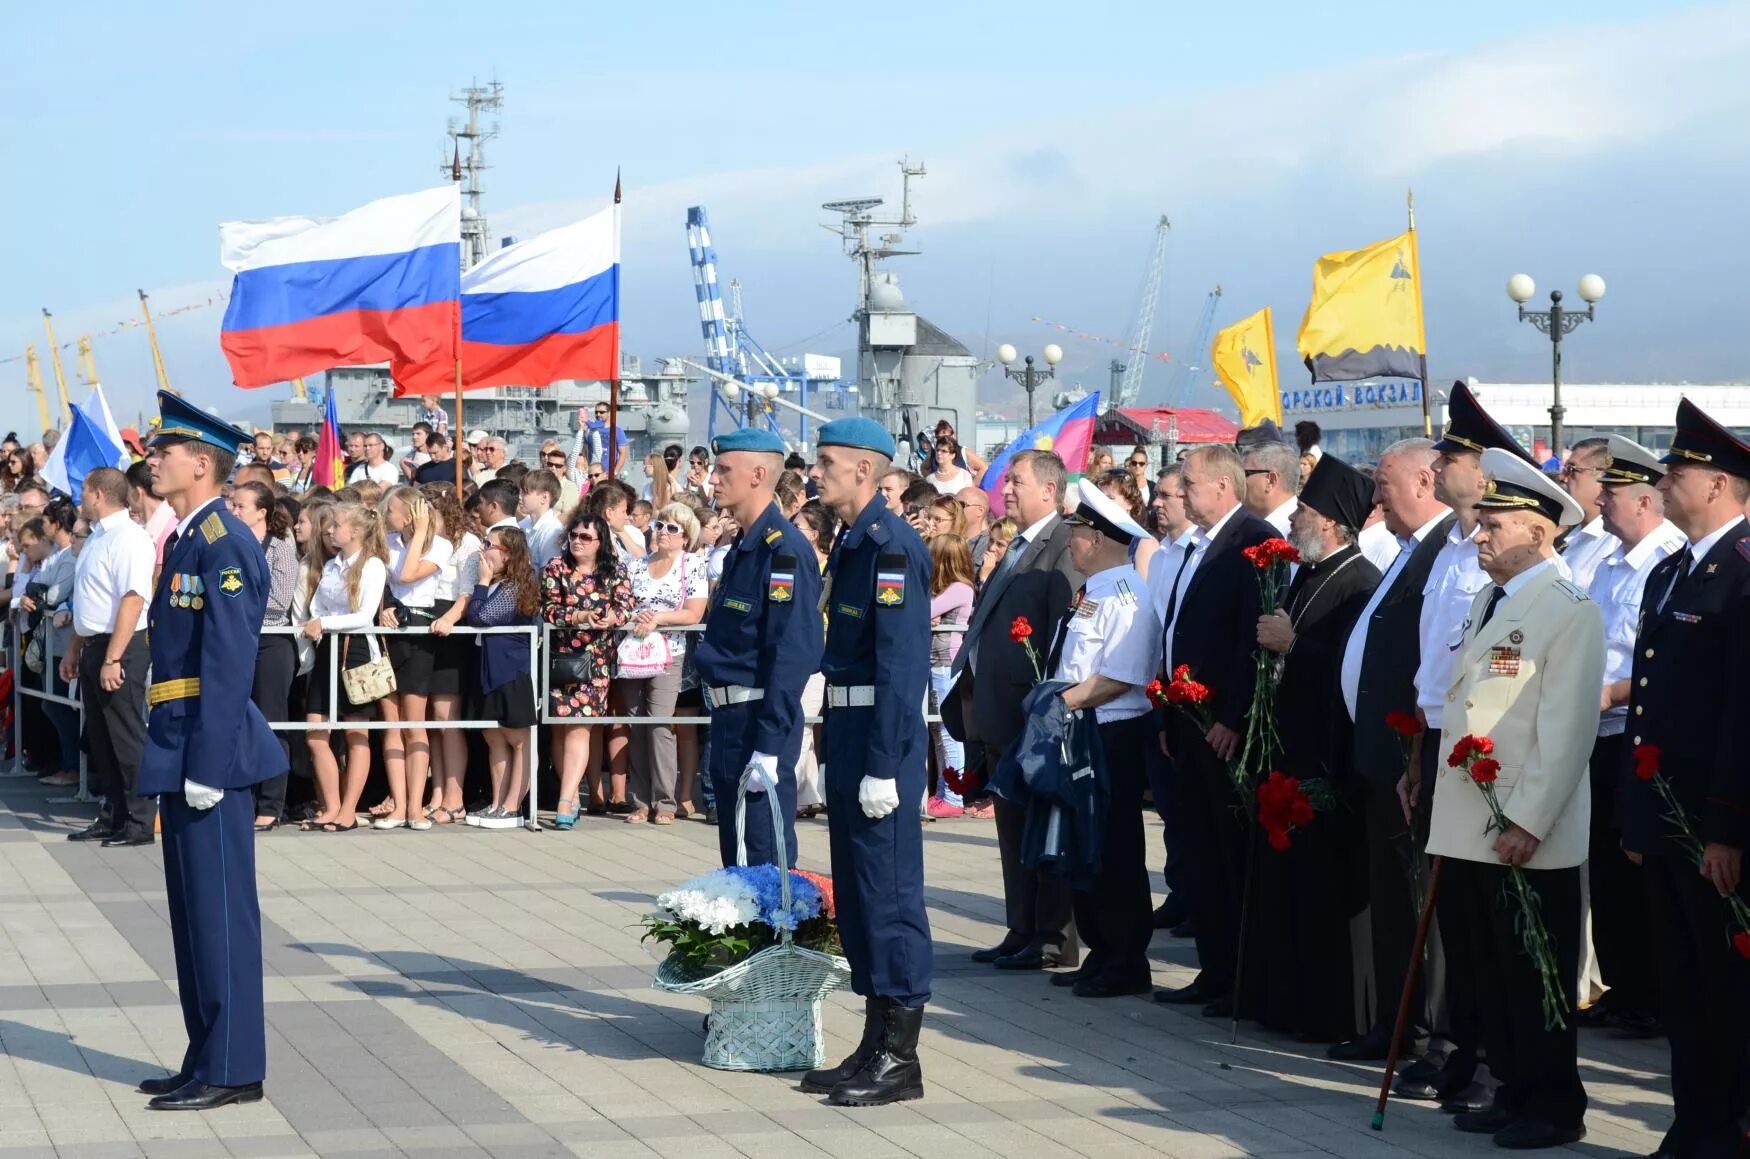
top-left (23, 346), bottom-right (52, 434)
top-left (1108, 215), bottom-right (1171, 409)
top-left (1170, 286), bottom-right (1224, 406)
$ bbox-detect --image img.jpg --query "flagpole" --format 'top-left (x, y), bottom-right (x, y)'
top-left (607, 169), bottom-right (622, 479)
top-left (1408, 190), bottom-right (1432, 437)
top-left (453, 164), bottom-right (467, 498)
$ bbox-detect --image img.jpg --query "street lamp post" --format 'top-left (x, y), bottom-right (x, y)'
top-left (996, 343), bottom-right (1063, 425)
top-left (1507, 273), bottom-right (1606, 457)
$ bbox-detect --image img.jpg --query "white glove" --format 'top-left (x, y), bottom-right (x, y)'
top-left (184, 780), bottom-right (225, 810)
top-left (859, 776), bottom-right (900, 819)
top-left (740, 752), bottom-right (779, 794)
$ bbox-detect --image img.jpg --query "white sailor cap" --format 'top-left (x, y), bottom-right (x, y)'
top-left (1477, 447), bottom-right (1585, 528)
top-left (1600, 434), bottom-right (1665, 487)
top-left (1063, 478), bottom-right (1149, 543)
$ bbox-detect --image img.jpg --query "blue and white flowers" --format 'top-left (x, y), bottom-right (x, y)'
top-left (644, 865), bottom-right (831, 973)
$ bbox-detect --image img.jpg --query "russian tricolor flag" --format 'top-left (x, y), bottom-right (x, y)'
top-left (219, 185), bottom-right (461, 391)
top-left (455, 203), bottom-right (620, 390)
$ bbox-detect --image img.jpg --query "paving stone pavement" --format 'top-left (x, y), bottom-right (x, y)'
top-left (0, 779), bottom-right (1673, 1158)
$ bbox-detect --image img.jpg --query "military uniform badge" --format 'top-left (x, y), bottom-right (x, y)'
top-left (875, 552), bottom-right (906, 607)
top-left (218, 567), bottom-right (242, 598)
top-left (1488, 645), bottom-right (1521, 677)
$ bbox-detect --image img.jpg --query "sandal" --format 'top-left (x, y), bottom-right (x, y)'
top-left (652, 812), bottom-right (675, 826)
top-left (319, 820), bottom-right (358, 833)
top-left (429, 807), bottom-right (457, 825)
top-left (366, 798), bottom-right (397, 819)
top-left (673, 805), bottom-right (695, 822)
top-left (624, 808), bottom-right (649, 824)
top-left (553, 799), bottom-right (579, 831)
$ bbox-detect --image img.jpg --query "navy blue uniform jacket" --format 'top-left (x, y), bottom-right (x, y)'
top-left (138, 498), bottom-right (287, 797)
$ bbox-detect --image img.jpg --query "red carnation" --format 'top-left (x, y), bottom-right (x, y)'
top-left (1632, 744), bottom-right (1662, 782)
top-left (1734, 930), bottom-right (1750, 960)
top-left (1172, 665), bottom-right (1191, 683)
top-left (1469, 757), bottom-right (1501, 785)
top-left (1473, 736), bottom-right (1495, 756)
top-left (1265, 826), bottom-right (1292, 851)
top-left (1146, 678), bottom-right (1166, 706)
top-left (1010, 616), bottom-right (1033, 644)
top-left (1386, 710), bottom-right (1423, 738)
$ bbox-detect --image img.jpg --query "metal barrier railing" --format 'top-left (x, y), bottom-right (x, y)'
top-left (4, 626), bottom-right (94, 803)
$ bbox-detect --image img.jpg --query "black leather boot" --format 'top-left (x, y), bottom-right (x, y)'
top-left (800, 998), bottom-right (885, 1093)
top-left (829, 1003), bottom-right (924, 1106)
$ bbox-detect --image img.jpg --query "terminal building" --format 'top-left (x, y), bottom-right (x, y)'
top-left (1282, 380), bottom-right (1750, 465)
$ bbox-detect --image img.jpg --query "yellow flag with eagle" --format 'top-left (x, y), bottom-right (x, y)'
top-left (1210, 306), bottom-right (1281, 426)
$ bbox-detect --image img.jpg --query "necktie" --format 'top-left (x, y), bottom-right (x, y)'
top-left (988, 535), bottom-right (1025, 591)
top-left (1479, 585), bottom-right (1506, 629)
top-left (1657, 547), bottom-right (1693, 614)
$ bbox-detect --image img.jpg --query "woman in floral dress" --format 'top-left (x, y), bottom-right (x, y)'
top-left (541, 508), bottom-right (632, 827)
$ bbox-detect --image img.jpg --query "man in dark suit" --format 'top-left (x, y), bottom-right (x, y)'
top-left (947, 449), bottom-right (1084, 969)
top-left (1152, 445), bottom-right (1276, 1014)
top-left (1328, 437), bottom-right (1455, 1060)
top-left (1621, 399), bottom-right (1750, 1159)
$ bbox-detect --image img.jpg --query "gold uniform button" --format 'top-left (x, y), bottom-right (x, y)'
top-left (1464, 700), bottom-right (1475, 709)
top-left (1635, 706), bottom-right (1644, 715)
top-left (1645, 648), bottom-right (1655, 659)
top-left (1633, 735), bottom-right (1641, 745)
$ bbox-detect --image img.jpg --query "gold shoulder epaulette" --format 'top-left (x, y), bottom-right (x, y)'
top-left (200, 513), bottom-right (227, 544)
top-left (763, 528), bottom-right (783, 546)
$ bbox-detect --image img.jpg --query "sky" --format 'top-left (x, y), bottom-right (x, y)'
top-left (4, 0), bottom-right (1747, 435)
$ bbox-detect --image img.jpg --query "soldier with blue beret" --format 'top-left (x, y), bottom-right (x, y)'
top-left (692, 425), bottom-right (824, 868)
top-left (134, 391), bottom-right (286, 1111)
top-left (799, 416), bottom-right (934, 1107)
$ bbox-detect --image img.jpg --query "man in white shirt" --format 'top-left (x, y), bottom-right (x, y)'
top-left (1579, 437), bottom-right (1685, 1038)
top-left (1556, 437), bottom-right (1620, 591)
top-left (61, 467), bottom-right (157, 845)
top-left (1143, 463), bottom-right (1197, 930)
top-left (518, 469), bottom-right (566, 569)
top-left (1241, 440), bottom-right (1300, 537)
top-left (359, 434), bottom-right (400, 488)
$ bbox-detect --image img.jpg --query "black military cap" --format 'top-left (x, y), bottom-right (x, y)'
top-left (1433, 381), bottom-right (1537, 466)
top-left (1660, 397), bottom-right (1750, 481)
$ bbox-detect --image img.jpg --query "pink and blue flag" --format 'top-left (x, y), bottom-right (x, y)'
top-left (219, 185), bottom-right (461, 393)
top-left (453, 202), bottom-right (620, 390)
top-left (980, 392), bottom-right (1102, 517)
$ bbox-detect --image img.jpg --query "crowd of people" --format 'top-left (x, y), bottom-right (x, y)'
top-left (4, 386), bottom-right (1747, 1150)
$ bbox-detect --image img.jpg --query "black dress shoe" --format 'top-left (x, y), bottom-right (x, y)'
top-left (1073, 973), bottom-right (1152, 999)
top-left (1153, 981), bottom-right (1219, 1005)
top-left (1452, 1104), bottom-right (1515, 1134)
top-left (1492, 1119), bottom-right (1584, 1149)
top-left (1438, 1082), bottom-right (1492, 1114)
top-left (1051, 964), bottom-right (1094, 988)
top-left (1327, 1031), bottom-right (1393, 1061)
top-left (1609, 1009), bottom-right (1662, 1038)
top-left (68, 822), bottom-right (117, 843)
top-left (137, 1073), bottom-right (189, 1096)
top-left (102, 832), bottom-right (155, 848)
top-left (993, 948), bottom-right (1060, 971)
top-left (1573, 1000), bottom-right (1616, 1029)
top-left (148, 1081), bottom-right (264, 1111)
top-left (1169, 919), bottom-right (1197, 938)
top-left (1151, 898), bottom-right (1187, 929)
top-left (970, 936), bottom-right (1029, 964)
top-left (1397, 1055), bottom-right (1441, 1084)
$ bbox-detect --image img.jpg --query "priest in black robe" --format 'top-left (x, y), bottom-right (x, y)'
top-left (1237, 453), bottom-right (1382, 1042)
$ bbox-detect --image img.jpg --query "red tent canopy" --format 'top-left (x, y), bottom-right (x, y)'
top-left (1095, 407), bottom-right (1238, 447)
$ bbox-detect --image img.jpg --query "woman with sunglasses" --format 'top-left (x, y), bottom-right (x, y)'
top-left (619, 503), bottom-right (707, 824)
top-left (541, 509), bottom-right (631, 827)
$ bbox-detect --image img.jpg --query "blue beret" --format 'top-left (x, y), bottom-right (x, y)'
top-left (148, 389), bottom-right (254, 455)
top-left (816, 417), bottom-right (895, 459)
top-left (711, 427), bottom-right (788, 456)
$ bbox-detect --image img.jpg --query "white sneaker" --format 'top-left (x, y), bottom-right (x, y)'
top-left (479, 811), bottom-right (521, 830)
top-left (464, 808), bottom-right (492, 828)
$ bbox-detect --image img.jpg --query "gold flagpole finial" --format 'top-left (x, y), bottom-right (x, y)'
top-left (1407, 188), bottom-right (1416, 231)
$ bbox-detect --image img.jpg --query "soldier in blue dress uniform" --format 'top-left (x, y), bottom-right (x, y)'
top-left (799, 417), bottom-right (934, 1107)
top-left (691, 427), bottom-right (824, 869)
top-left (134, 391), bottom-right (287, 1111)
top-left (1621, 398), bottom-right (1750, 1159)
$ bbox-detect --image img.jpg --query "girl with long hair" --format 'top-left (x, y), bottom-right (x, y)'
top-left (298, 502), bottom-right (388, 832)
top-left (464, 527), bottom-right (541, 828)
top-left (1097, 468), bottom-right (1159, 580)
top-left (541, 508), bottom-right (631, 827)
top-left (229, 481), bottom-right (299, 829)
top-left (421, 484), bottom-right (479, 824)
top-left (643, 453), bottom-right (673, 509)
top-left (369, 486), bottom-right (454, 831)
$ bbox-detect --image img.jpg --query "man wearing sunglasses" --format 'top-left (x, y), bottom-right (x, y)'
top-left (584, 403), bottom-right (628, 478)
top-left (692, 427), bottom-right (823, 871)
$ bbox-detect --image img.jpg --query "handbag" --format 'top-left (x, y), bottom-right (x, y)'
top-left (616, 554), bottom-right (687, 679)
top-left (340, 634), bottom-right (397, 705)
top-left (550, 647), bottom-right (600, 687)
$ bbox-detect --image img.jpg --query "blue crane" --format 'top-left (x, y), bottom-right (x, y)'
top-left (685, 206), bottom-right (843, 447)
top-left (1170, 285), bottom-right (1224, 407)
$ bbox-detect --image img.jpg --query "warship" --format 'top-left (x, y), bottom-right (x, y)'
top-left (268, 82), bottom-right (982, 470)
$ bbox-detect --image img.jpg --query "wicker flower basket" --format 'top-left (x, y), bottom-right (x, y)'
top-left (651, 777), bottom-right (852, 1072)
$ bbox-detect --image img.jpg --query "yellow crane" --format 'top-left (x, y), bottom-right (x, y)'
top-left (138, 289), bottom-right (172, 394)
top-left (76, 336), bottom-right (99, 387)
top-left (291, 377), bottom-right (309, 402)
top-left (23, 345), bottom-right (52, 434)
top-left (40, 309), bottom-right (73, 424)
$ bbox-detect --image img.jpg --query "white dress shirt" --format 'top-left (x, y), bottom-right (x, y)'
top-left (1160, 504), bottom-right (1240, 675)
top-left (1358, 519), bottom-right (1400, 573)
top-left (1415, 520), bottom-right (1492, 731)
top-left (1052, 564), bottom-right (1160, 722)
top-left (1558, 515), bottom-right (1620, 593)
top-left (386, 532), bottom-right (453, 608)
top-left (524, 510), bottom-right (565, 570)
top-left (1588, 519), bottom-right (1685, 737)
top-left (1340, 510), bottom-right (1448, 721)
top-left (310, 553), bottom-right (387, 629)
top-left (73, 508), bottom-right (154, 636)
top-left (1685, 514), bottom-right (1746, 573)
top-left (1147, 527), bottom-right (1198, 627)
top-left (1264, 497), bottom-right (1298, 537)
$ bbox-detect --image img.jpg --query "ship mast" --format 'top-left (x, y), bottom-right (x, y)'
top-left (447, 79), bottom-right (502, 272)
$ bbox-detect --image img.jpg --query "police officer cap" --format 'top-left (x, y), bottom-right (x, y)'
top-left (1599, 434), bottom-right (1666, 488)
top-left (815, 417), bottom-right (896, 460)
top-left (710, 427), bottom-right (787, 456)
top-left (1433, 381), bottom-right (1537, 466)
top-left (1063, 478), bottom-right (1147, 544)
top-left (1298, 452), bottom-right (1374, 531)
top-left (1476, 447), bottom-right (1584, 528)
top-left (147, 389), bottom-right (253, 455)
top-left (1660, 397), bottom-right (1750, 481)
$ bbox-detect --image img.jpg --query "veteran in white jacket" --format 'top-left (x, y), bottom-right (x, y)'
top-left (1424, 449), bottom-right (1605, 1151)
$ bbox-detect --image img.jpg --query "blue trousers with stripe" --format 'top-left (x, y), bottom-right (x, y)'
top-left (162, 790), bottom-right (266, 1086)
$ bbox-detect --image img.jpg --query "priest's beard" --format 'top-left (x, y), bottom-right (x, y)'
top-left (1290, 527), bottom-right (1330, 565)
